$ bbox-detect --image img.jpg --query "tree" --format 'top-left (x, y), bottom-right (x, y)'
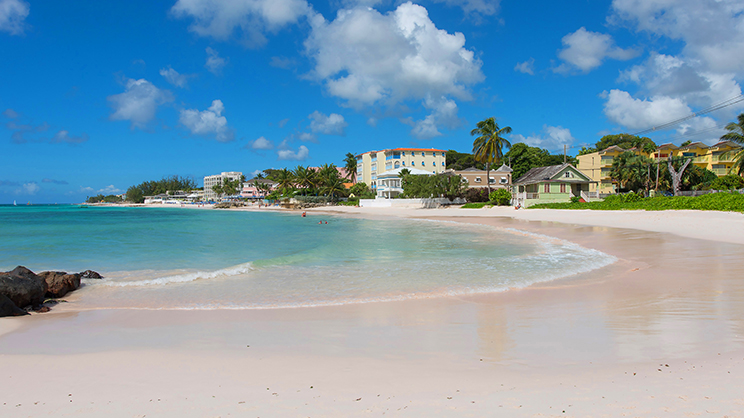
top-left (503, 143), bottom-right (572, 180)
top-left (668, 156), bottom-right (691, 196)
top-left (293, 166), bottom-right (317, 193)
top-left (721, 112), bottom-right (744, 175)
top-left (344, 153), bottom-right (358, 183)
top-left (349, 182), bottom-right (373, 198)
top-left (595, 133), bottom-right (656, 152)
top-left (275, 168), bottom-right (295, 191)
top-left (445, 150), bottom-right (484, 170)
top-left (609, 151), bottom-right (653, 193)
top-left (471, 117), bottom-right (512, 194)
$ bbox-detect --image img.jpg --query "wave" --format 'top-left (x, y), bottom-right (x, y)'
top-left (95, 262), bottom-right (255, 287)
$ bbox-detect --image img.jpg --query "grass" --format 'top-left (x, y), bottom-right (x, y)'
top-left (461, 202), bottom-right (491, 208)
top-left (529, 192), bottom-right (744, 213)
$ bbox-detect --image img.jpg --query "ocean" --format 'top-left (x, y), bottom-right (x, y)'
top-left (0, 205), bottom-right (616, 310)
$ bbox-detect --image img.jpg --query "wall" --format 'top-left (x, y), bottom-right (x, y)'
top-left (359, 197), bottom-right (466, 208)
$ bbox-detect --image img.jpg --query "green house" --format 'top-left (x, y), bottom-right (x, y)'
top-left (512, 163), bottom-right (595, 207)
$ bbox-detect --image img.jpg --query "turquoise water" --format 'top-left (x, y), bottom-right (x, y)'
top-left (0, 205), bottom-right (616, 309)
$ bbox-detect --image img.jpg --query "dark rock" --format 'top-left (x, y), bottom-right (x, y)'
top-left (0, 294), bottom-right (28, 317)
top-left (38, 271), bottom-right (81, 298)
top-left (79, 270), bottom-right (103, 279)
top-left (0, 266), bottom-right (47, 309)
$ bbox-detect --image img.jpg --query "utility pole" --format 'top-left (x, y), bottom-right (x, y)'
top-left (563, 145), bottom-right (567, 164)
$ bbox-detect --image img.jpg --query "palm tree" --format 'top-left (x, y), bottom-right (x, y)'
top-left (344, 153), bottom-right (358, 183)
top-left (471, 117), bottom-right (512, 193)
top-left (275, 168), bottom-right (295, 192)
top-left (293, 166), bottom-right (318, 193)
top-left (721, 112), bottom-right (744, 175)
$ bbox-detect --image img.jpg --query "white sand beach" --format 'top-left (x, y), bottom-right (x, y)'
top-left (2, 207), bottom-right (744, 417)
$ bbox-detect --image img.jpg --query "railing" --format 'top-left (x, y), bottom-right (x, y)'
top-left (712, 154), bottom-right (735, 163)
top-left (600, 158), bottom-right (614, 166)
top-left (712, 168), bottom-right (728, 175)
top-left (693, 156), bottom-right (708, 163)
top-left (525, 192), bottom-right (539, 199)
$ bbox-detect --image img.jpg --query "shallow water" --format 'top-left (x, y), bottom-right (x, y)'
top-left (0, 205), bottom-right (616, 309)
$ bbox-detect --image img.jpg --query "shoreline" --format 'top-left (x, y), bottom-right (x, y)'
top-left (2, 207), bottom-right (744, 416)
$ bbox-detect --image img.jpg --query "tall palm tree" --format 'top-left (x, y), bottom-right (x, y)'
top-left (471, 117), bottom-right (512, 193)
top-left (344, 153), bottom-right (358, 183)
top-left (275, 168), bottom-right (295, 191)
top-left (721, 112), bottom-right (744, 175)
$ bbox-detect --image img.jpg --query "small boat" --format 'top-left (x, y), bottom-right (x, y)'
top-left (13, 200), bottom-right (16, 206)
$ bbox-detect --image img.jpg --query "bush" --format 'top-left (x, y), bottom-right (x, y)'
top-left (462, 202), bottom-right (489, 208)
top-left (489, 189), bottom-right (512, 206)
top-left (465, 188), bottom-right (490, 202)
top-left (529, 190), bottom-right (744, 212)
top-left (709, 174), bottom-right (744, 190)
top-left (570, 196), bottom-right (581, 203)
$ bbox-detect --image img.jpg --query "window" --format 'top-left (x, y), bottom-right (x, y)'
top-left (402, 151), bottom-right (406, 156)
top-left (544, 183), bottom-right (550, 193)
top-left (560, 184), bottom-right (566, 193)
top-left (402, 161), bottom-right (405, 166)
top-left (499, 177), bottom-right (507, 184)
top-left (412, 161), bottom-right (415, 166)
top-left (441, 162), bottom-right (445, 166)
top-left (475, 177), bottom-right (482, 183)
top-left (564, 172), bottom-right (572, 178)
top-left (489, 177), bottom-right (495, 184)
top-left (432, 162), bottom-right (435, 166)
top-left (432, 152), bottom-right (437, 157)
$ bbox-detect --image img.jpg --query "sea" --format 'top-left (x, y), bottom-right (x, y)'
top-left (0, 205), bottom-right (617, 310)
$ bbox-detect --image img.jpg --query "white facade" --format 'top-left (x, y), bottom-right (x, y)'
top-left (376, 167), bottom-right (434, 198)
top-left (204, 171), bottom-right (243, 201)
top-left (355, 148), bottom-right (446, 192)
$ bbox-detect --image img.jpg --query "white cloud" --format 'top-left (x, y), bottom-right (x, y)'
top-left (514, 58), bottom-right (535, 75)
top-left (409, 96), bottom-right (461, 139)
top-left (0, 0), bottom-right (29, 36)
top-left (3, 108), bottom-right (19, 118)
top-left (250, 136), bottom-right (274, 149)
top-left (171, 0), bottom-right (312, 48)
top-left (51, 130), bottom-right (89, 144)
top-left (610, 0), bottom-right (744, 73)
top-left (602, 89), bottom-right (692, 130)
top-left (305, 2), bottom-right (484, 136)
top-left (555, 27), bottom-right (638, 73)
top-left (270, 56), bottom-right (295, 69)
top-left (159, 66), bottom-right (193, 88)
top-left (108, 78), bottom-right (174, 129)
top-left (21, 182), bottom-right (38, 195)
top-left (297, 132), bottom-right (317, 142)
top-left (179, 99), bottom-right (235, 142)
top-left (511, 125), bottom-right (575, 151)
top-left (430, 0), bottom-right (500, 22)
top-left (277, 145), bottom-right (309, 161)
top-left (278, 118), bottom-right (289, 128)
top-left (205, 47), bottom-right (228, 75)
top-left (98, 185), bottom-right (122, 194)
top-left (308, 111), bottom-right (347, 135)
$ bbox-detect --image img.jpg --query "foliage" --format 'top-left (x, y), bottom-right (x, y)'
top-left (594, 133), bottom-right (656, 152)
top-left (211, 175), bottom-right (245, 198)
top-left (709, 174), bottom-right (744, 190)
top-left (570, 196), bottom-right (581, 203)
top-left (529, 191), bottom-right (744, 213)
top-left (578, 146), bottom-right (598, 156)
top-left (400, 174), bottom-right (467, 200)
top-left (349, 182), bottom-right (375, 199)
top-left (126, 175), bottom-right (198, 203)
top-left (86, 194), bottom-right (122, 203)
top-left (344, 152), bottom-right (358, 182)
top-left (445, 150), bottom-right (484, 170)
top-left (504, 143), bottom-right (574, 180)
top-left (489, 188), bottom-right (512, 206)
top-left (461, 202), bottom-right (490, 208)
top-left (720, 112), bottom-right (744, 175)
top-left (609, 151), bottom-right (653, 192)
top-left (464, 188), bottom-right (490, 202)
top-left (472, 117), bottom-right (512, 193)
top-left (294, 196), bottom-right (333, 204)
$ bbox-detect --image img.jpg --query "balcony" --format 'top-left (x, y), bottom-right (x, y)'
top-left (712, 167), bottom-right (729, 175)
top-left (712, 153), bottom-right (736, 163)
top-left (600, 157), bottom-right (614, 166)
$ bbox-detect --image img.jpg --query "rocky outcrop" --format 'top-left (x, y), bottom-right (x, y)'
top-left (37, 271), bottom-right (82, 298)
top-left (80, 270), bottom-right (103, 279)
top-left (0, 266), bottom-right (47, 310)
top-left (0, 294), bottom-right (28, 317)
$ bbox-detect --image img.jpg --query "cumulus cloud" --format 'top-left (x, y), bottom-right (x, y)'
top-left (430, 0), bottom-right (500, 22)
top-left (98, 185), bottom-right (122, 194)
top-left (250, 136), bottom-right (274, 149)
top-left (51, 130), bottom-right (89, 144)
top-left (21, 182), bottom-right (39, 195)
top-left (0, 0), bottom-right (29, 35)
top-left (3, 108), bottom-right (19, 118)
top-left (108, 78), bottom-right (174, 129)
top-left (179, 99), bottom-right (235, 142)
top-left (555, 27), bottom-right (638, 73)
top-left (277, 144), bottom-right (309, 161)
top-left (171, 0), bottom-right (312, 48)
top-left (511, 125), bottom-right (575, 151)
top-left (514, 58), bottom-right (535, 75)
top-left (602, 89), bottom-right (693, 130)
top-left (305, 2), bottom-right (483, 136)
top-left (408, 96), bottom-right (461, 139)
top-left (308, 111), bottom-right (347, 135)
top-left (297, 132), bottom-right (317, 142)
top-left (42, 178), bottom-right (68, 185)
top-left (205, 47), bottom-right (228, 75)
top-left (159, 66), bottom-right (194, 88)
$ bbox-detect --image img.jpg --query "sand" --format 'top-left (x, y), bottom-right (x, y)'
top-left (2, 206), bottom-right (744, 417)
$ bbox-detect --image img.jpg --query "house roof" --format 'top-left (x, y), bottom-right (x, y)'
top-left (513, 163), bottom-right (591, 185)
top-left (355, 147), bottom-right (446, 158)
top-left (678, 141), bottom-right (709, 150)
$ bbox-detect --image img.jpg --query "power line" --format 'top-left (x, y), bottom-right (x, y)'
top-left (631, 94), bottom-right (744, 136)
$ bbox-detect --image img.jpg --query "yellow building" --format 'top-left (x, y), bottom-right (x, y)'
top-left (355, 148), bottom-right (447, 191)
top-left (577, 140), bottom-right (742, 194)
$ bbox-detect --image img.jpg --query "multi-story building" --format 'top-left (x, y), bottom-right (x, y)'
top-left (355, 148), bottom-right (447, 191)
top-left (577, 140), bottom-right (743, 194)
top-left (451, 165), bottom-right (513, 189)
top-left (203, 171), bottom-right (243, 201)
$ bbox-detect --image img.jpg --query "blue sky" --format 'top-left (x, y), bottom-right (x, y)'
top-left (1, 0), bottom-right (743, 203)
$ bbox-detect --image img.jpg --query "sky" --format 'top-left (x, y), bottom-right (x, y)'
top-left (1, 0), bottom-right (743, 203)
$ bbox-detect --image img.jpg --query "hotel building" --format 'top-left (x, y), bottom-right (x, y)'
top-left (203, 171), bottom-right (243, 201)
top-left (355, 148), bottom-right (447, 190)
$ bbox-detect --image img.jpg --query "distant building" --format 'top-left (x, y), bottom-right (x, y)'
top-left (204, 171), bottom-right (243, 201)
top-left (376, 167), bottom-right (434, 199)
top-left (241, 178), bottom-right (277, 199)
top-left (355, 148), bottom-right (446, 191)
top-left (450, 165), bottom-right (513, 189)
top-left (512, 163), bottom-right (595, 208)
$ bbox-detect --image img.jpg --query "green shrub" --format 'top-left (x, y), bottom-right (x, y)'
top-left (710, 174), bottom-right (744, 190)
top-left (462, 202), bottom-right (490, 208)
top-left (465, 188), bottom-right (489, 202)
top-left (489, 189), bottom-right (512, 206)
top-left (529, 191), bottom-right (744, 212)
top-left (569, 196), bottom-right (581, 203)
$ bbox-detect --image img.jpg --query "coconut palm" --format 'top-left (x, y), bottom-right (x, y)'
top-left (471, 117), bottom-right (512, 193)
top-left (293, 166), bottom-right (318, 192)
top-left (275, 168), bottom-right (295, 191)
top-left (721, 112), bottom-right (744, 175)
top-left (344, 152), bottom-right (358, 183)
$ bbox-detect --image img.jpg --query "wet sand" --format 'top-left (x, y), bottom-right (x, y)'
top-left (1, 208), bottom-right (744, 417)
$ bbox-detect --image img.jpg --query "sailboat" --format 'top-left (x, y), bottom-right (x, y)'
top-left (13, 200), bottom-right (17, 206)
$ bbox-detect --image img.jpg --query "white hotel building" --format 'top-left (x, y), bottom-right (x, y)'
top-left (203, 171), bottom-right (243, 201)
top-left (355, 148), bottom-right (447, 191)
